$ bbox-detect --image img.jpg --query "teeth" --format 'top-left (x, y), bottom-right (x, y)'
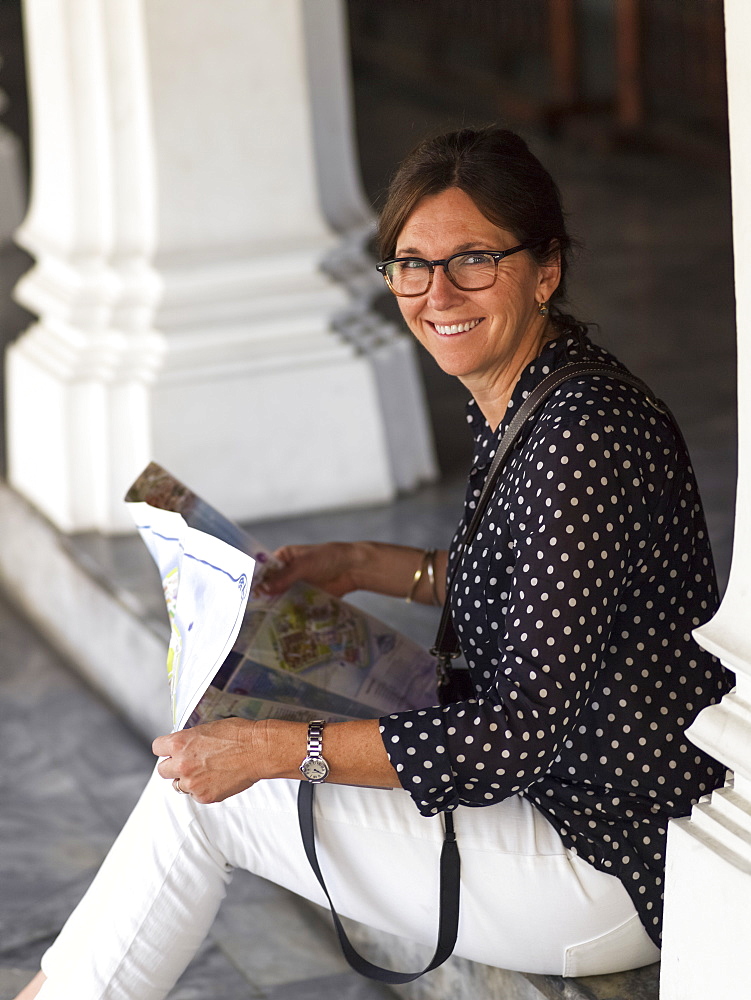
top-left (435, 319), bottom-right (481, 335)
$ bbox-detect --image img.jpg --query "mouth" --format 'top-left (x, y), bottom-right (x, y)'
top-left (430, 318), bottom-right (484, 337)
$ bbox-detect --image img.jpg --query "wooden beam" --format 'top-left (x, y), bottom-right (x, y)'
top-left (615, 0), bottom-right (644, 129)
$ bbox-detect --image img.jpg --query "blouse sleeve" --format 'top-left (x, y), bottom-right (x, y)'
top-left (379, 404), bottom-right (673, 816)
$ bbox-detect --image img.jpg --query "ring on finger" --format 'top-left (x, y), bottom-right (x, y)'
top-left (172, 777), bottom-right (186, 794)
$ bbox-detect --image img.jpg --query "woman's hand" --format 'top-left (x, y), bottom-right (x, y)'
top-left (153, 718), bottom-right (265, 804)
top-left (256, 542), bottom-right (364, 597)
top-left (257, 541), bottom-right (448, 605)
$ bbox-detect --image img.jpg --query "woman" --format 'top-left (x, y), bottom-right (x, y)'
top-left (18, 127), bottom-right (729, 999)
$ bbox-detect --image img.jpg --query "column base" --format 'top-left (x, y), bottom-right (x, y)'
top-left (151, 350), bottom-right (398, 528)
top-left (6, 329), bottom-right (409, 532)
top-left (661, 789), bottom-right (751, 999)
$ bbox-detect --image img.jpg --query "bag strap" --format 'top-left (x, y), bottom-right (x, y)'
top-left (297, 361), bottom-right (669, 984)
top-left (297, 780), bottom-right (460, 984)
top-left (432, 362), bottom-right (669, 665)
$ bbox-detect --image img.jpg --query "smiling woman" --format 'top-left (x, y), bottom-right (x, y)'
top-left (386, 186), bottom-right (559, 427)
top-left (375, 128), bottom-right (579, 428)
top-left (16, 126), bottom-right (731, 999)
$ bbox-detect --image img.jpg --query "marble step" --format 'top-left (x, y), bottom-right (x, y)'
top-left (0, 479), bottom-right (659, 1000)
top-left (0, 534), bottom-right (398, 1000)
top-left (337, 916), bottom-right (659, 1000)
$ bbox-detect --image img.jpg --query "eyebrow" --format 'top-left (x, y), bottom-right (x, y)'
top-left (394, 240), bottom-right (493, 257)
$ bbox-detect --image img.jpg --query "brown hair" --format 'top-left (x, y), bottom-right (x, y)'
top-left (377, 126), bottom-right (582, 333)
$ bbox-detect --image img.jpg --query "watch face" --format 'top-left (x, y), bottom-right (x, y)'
top-left (301, 756), bottom-right (329, 782)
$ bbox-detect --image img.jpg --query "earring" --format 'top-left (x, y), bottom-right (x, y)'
top-left (538, 300), bottom-right (549, 317)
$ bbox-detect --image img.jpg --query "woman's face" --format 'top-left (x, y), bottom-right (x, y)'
top-left (394, 187), bottom-right (560, 397)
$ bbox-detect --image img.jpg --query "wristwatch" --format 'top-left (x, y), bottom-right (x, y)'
top-left (300, 720), bottom-right (330, 783)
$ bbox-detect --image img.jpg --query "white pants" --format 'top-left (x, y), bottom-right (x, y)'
top-left (38, 769), bottom-right (660, 998)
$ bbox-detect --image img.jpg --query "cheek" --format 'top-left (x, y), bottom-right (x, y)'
top-left (398, 299), bottom-right (421, 332)
top-left (488, 273), bottom-right (536, 318)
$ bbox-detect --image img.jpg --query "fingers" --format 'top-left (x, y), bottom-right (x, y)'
top-left (153, 732), bottom-right (188, 787)
top-left (153, 739), bottom-right (198, 800)
top-left (157, 753), bottom-right (194, 799)
top-left (255, 545), bottom-right (308, 595)
top-left (152, 730), bottom-right (180, 761)
top-left (151, 720), bottom-right (260, 804)
top-left (257, 543), bottom-right (354, 596)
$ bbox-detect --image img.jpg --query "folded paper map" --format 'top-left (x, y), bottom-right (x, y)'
top-left (125, 463), bottom-right (438, 730)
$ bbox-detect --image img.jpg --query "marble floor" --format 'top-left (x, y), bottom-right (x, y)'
top-left (0, 593), bottom-right (397, 1000)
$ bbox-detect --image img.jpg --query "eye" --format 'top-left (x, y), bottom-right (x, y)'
top-left (397, 258), bottom-right (429, 271)
top-left (459, 252), bottom-right (494, 266)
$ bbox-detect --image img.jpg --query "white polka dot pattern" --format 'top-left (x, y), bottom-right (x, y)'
top-left (379, 333), bottom-right (731, 947)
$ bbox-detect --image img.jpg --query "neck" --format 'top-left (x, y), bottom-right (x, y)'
top-left (466, 321), bottom-right (554, 431)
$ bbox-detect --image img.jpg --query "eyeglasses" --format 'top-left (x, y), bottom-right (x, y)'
top-left (376, 243), bottom-right (533, 297)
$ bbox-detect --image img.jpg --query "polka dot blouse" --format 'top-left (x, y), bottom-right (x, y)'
top-left (379, 331), bottom-right (731, 947)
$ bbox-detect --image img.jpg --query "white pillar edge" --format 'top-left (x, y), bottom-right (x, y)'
top-left (660, 1), bottom-right (751, 995)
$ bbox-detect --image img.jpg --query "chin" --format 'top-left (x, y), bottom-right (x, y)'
top-left (423, 343), bottom-right (481, 381)
top-left (435, 361), bottom-right (474, 380)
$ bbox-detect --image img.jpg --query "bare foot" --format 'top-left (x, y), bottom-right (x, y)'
top-left (14, 970), bottom-right (46, 999)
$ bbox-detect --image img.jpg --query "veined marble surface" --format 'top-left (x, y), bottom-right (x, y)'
top-left (0, 596), bottom-right (396, 1000)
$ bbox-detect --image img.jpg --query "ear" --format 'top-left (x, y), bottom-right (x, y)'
top-left (536, 242), bottom-right (562, 304)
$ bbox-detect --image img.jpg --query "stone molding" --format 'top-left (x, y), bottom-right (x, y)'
top-left (6, 0), bottom-right (435, 532)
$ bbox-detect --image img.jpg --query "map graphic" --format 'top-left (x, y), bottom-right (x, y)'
top-left (127, 463), bottom-right (438, 730)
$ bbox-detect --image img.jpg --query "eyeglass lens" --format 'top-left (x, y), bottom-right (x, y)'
top-left (385, 252), bottom-right (498, 295)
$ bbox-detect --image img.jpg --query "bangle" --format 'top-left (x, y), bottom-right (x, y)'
top-left (406, 549), bottom-right (430, 603)
top-left (425, 549), bottom-right (440, 606)
top-left (406, 548), bottom-right (438, 604)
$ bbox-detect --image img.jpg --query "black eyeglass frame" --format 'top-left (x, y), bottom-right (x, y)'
top-left (375, 242), bottom-right (535, 297)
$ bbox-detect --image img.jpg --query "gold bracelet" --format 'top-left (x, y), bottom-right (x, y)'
top-left (406, 549), bottom-right (430, 603)
top-left (424, 548), bottom-right (440, 606)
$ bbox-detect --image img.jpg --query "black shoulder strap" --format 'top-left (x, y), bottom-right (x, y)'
top-left (297, 781), bottom-right (460, 984)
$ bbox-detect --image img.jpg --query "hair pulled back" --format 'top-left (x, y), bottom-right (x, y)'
top-left (377, 126), bottom-right (584, 336)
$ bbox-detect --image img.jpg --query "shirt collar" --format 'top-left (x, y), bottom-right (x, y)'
top-left (466, 331), bottom-right (594, 471)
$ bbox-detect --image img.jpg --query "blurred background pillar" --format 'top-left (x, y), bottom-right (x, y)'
top-left (5, 0), bottom-right (435, 533)
top-left (661, 0), bottom-right (751, 995)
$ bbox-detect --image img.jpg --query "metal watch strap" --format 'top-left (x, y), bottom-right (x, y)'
top-left (307, 720), bottom-right (325, 758)
top-left (300, 720), bottom-right (329, 783)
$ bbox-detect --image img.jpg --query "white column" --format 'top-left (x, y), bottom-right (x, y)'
top-left (660, 1), bottom-right (751, 995)
top-left (6, 0), bottom-right (435, 532)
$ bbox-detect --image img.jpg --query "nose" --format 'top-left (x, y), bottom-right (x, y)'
top-left (426, 264), bottom-right (464, 310)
